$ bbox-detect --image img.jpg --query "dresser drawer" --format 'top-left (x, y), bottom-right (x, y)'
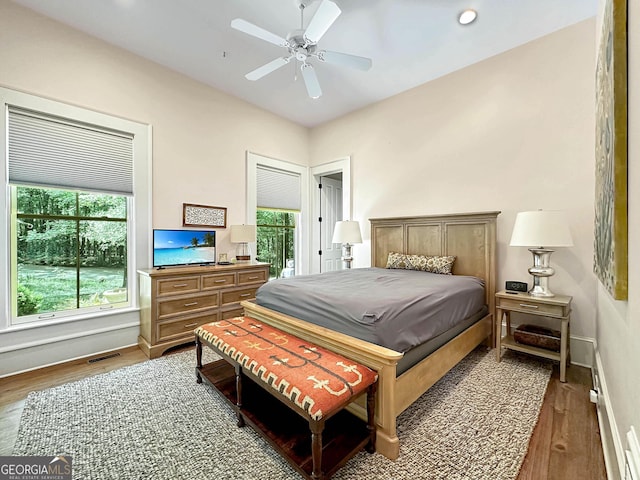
top-left (221, 287), bottom-right (259, 306)
top-left (157, 312), bottom-right (219, 342)
top-left (156, 276), bottom-right (201, 297)
top-left (221, 307), bottom-right (244, 320)
top-left (238, 269), bottom-right (267, 285)
top-left (157, 292), bottom-right (219, 319)
top-left (498, 297), bottom-right (567, 317)
top-left (202, 273), bottom-right (236, 290)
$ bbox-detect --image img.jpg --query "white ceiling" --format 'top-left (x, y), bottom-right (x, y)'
top-left (11, 0), bottom-right (596, 127)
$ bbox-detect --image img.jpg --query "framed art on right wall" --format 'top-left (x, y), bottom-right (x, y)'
top-left (594, 0), bottom-right (628, 300)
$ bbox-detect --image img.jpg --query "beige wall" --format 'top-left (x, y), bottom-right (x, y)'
top-left (0, 0), bottom-right (308, 375)
top-left (594, 0), bottom-right (640, 476)
top-left (0, 0), bottom-right (309, 255)
top-left (310, 20), bottom-right (597, 341)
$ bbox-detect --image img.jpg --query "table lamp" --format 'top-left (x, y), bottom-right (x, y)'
top-left (509, 210), bottom-right (573, 297)
top-left (230, 224), bottom-right (256, 262)
top-left (332, 220), bottom-right (362, 269)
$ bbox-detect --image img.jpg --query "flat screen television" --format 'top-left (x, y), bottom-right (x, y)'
top-left (153, 229), bottom-right (216, 268)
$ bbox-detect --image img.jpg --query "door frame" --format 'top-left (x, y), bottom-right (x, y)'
top-left (310, 157), bottom-right (351, 274)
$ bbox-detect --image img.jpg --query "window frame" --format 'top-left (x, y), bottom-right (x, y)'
top-left (0, 87), bottom-right (152, 331)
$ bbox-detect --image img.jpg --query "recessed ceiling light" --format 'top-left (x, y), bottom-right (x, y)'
top-left (458, 9), bottom-right (477, 25)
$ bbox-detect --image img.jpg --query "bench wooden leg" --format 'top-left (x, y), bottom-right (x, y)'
top-left (309, 418), bottom-right (325, 480)
top-left (234, 364), bottom-right (245, 428)
top-left (195, 335), bottom-right (203, 384)
top-left (366, 383), bottom-right (377, 454)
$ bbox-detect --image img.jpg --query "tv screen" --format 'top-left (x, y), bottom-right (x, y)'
top-left (153, 229), bottom-right (216, 268)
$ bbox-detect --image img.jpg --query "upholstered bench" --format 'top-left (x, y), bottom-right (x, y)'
top-left (195, 316), bottom-right (378, 480)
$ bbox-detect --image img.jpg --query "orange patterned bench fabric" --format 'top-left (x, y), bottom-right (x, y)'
top-left (195, 316), bottom-right (378, 420)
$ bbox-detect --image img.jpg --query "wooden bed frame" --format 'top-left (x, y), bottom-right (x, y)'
top-left (242, 211), bottom-right (499, 460)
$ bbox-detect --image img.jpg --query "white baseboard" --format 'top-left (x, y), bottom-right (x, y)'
top-left (594, 348), bottom-right (625, 480)
top-left (0, 323), bottom-right (139, 378)
top-left (568, 334), bottom-right (594, 368)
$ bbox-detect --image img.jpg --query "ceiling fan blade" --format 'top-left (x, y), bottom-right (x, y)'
top-left (303, 0), bottom-right (341, 45)
top-left (231, 18), bottom-right (288, 47)
top-left (300, 64), bottom-right (322, 99)
top-left (245, 57), bottom-right (291, 81)
top-left (318, 50), bottom-right (372, 71)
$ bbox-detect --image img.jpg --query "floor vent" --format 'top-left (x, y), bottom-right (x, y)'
top-left (87, 352), bottom-right (121, 364)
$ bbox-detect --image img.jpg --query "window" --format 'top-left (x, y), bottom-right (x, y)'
top-left (256, 210), bottom-right (296, 279)
top-left (14, 186), bottom-right (129, 319)
top-left (1, 87), bottom-right (151, 329)
top-left (255, 164), bottom-right (302, 279)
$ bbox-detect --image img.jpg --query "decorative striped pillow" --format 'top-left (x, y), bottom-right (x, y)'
top-left (386, 252), bottom-right (456, 274)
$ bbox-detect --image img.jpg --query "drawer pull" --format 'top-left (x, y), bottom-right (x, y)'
top-left (519, 303), bottom-right (539, 309)
top-left (184, 301), bottom-right (199, 307)
top-left (214, 279), bottom-right (227, 283)
top-left (173, 284), bottom-right (188, 288)
top-left (248, 276), bottom-right (259, 280)
top-left (239, 293), bottom-right (252, 298)
top-left (184, 323), bottom-right (198, 328)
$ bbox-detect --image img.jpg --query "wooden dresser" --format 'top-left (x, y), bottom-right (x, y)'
top-left (137, 262), bottom-right (270, 358)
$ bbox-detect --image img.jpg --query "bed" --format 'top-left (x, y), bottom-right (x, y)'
top-left (241, 211), bottom-right (499, 460)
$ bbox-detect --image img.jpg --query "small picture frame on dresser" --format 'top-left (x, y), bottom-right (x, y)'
top-left (218, 253), bottom-right (231, 265)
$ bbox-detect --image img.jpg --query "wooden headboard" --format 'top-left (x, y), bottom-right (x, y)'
top-left (370, 211), bottom-right (500, 313)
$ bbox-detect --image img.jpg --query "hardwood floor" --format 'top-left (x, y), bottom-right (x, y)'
top-left (0, 346), bottom-right (608, 479)
top-left (517, 361), bottom-right (607, 480)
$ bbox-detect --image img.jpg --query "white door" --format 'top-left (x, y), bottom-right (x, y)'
top-left (319, 175), bottom-right (343, 272)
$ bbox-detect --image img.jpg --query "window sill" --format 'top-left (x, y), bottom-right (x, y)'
top-left (2, 306), bottom-right (140, 334)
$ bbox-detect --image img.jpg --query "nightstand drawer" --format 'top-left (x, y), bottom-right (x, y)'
top-left (498, 297), bottom-right (567, 317)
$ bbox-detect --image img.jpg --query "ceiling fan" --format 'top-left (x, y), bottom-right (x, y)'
top-left (231, 0), bottom-right (372, 99)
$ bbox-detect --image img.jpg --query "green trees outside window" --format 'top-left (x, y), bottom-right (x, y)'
top-left (14, 186), bottom-right (129, 318)
top-left (256, 210), bottom-right (296, 279)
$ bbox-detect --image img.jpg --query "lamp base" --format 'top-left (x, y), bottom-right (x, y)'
top-left (341, 243), bottom-right (353, 269)
top-left (527, 248), bottom-right (556, 297)
top-left (235, 242), bottom-right (251, 262)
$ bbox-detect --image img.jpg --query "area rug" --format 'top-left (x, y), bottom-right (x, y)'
top-left (13, 347), bottom-right (551, 480)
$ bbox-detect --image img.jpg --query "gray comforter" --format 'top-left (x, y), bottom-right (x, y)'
top-left (256, 267), bottom-right (485, 353)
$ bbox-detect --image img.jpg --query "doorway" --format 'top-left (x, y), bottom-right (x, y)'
top-left (310, 157), bottom-right (351, 274)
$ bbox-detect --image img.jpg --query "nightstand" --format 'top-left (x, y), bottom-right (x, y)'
top-left (495, 290), bottom-right (572, 382)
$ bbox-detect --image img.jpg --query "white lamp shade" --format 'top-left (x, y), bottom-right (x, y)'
top-left (230, 224), bottom-right (256, 243)
top-left (332, 220), bottom-right (362, 244)
top-left (510, 211), bottom-right (574, 247)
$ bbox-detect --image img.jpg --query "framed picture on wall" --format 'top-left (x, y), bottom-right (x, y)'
top-left (594, 0), bottom-right (628, 300)
top-left (182, 203), bottom-right (227, 228)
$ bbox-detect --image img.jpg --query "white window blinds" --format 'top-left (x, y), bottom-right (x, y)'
top-left (256, 164), bottom-right (301, 211)
top-left (8, 106), bottom-right (134, 195)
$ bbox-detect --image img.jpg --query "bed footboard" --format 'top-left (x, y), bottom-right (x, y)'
top-left (241, 300), bottom-right (404, 460)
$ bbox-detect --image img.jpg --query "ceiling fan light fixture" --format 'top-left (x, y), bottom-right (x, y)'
top-left (458, 9), bottom-right (477, 25)
top-left (231, 0), bottom-right (372, 98)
